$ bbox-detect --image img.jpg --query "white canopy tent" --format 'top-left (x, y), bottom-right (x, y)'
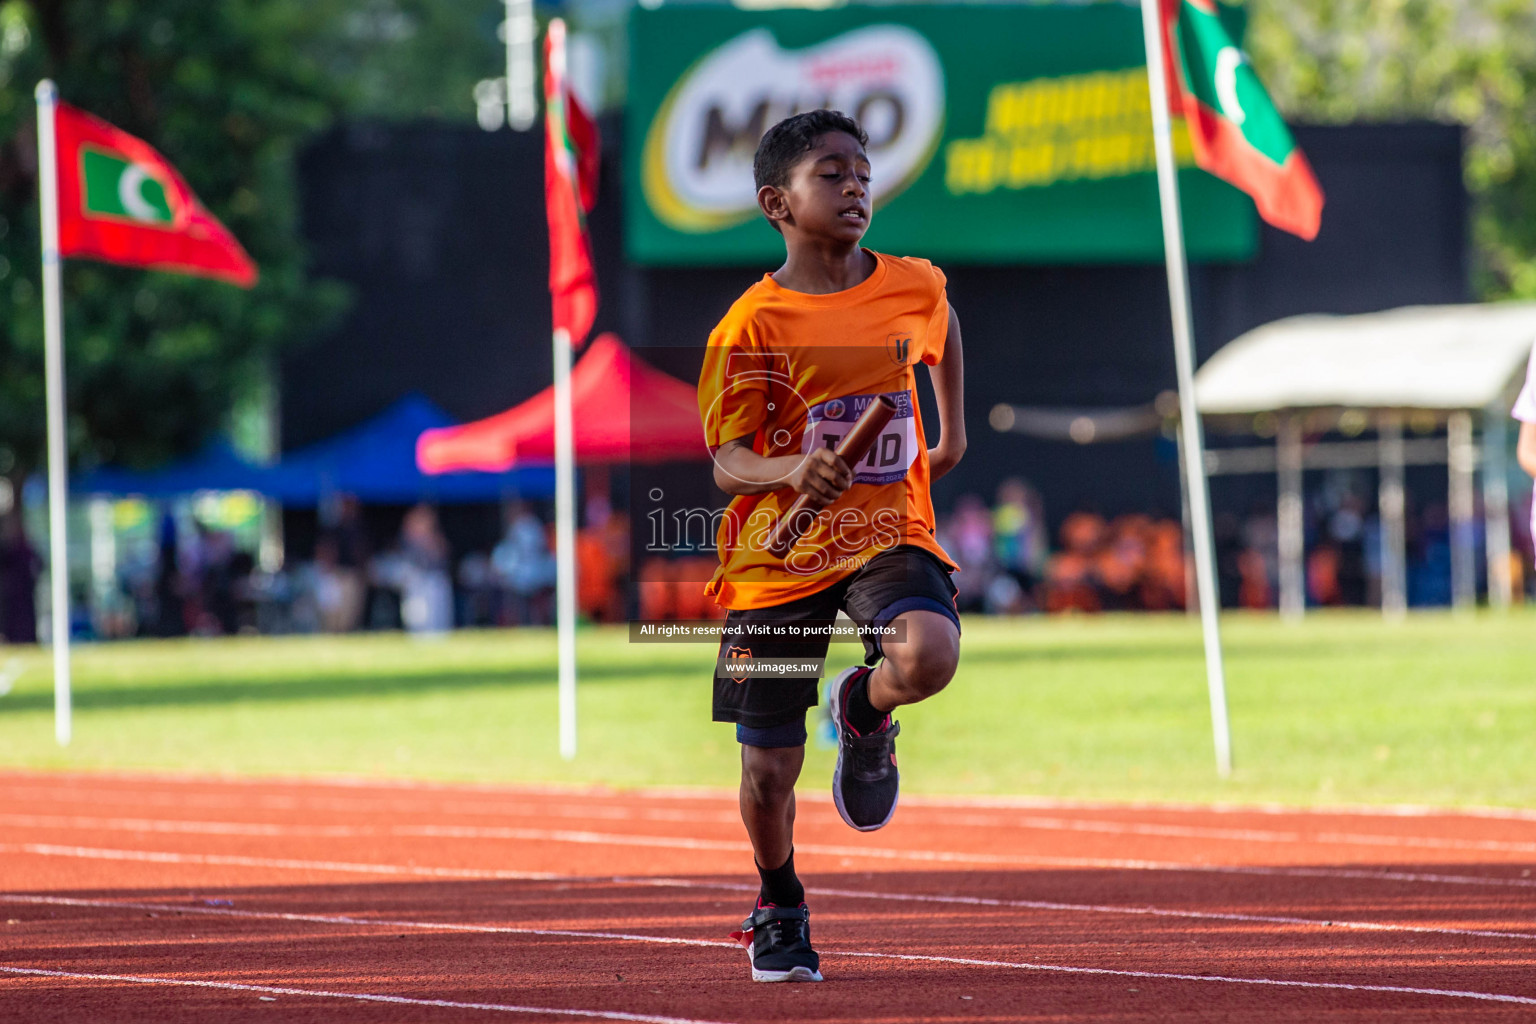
top-left (1195, 302), bottom-right (1536, 617)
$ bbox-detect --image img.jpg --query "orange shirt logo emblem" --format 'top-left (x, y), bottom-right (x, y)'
top-left (725, 645), bottom-right (753, 684)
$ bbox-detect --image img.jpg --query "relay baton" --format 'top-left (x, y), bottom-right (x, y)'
top-left (766, 393), bottom-right (898, 559)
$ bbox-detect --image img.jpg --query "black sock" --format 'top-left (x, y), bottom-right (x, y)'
top-left (843, 668), bottom-right (888, 735)
top-left (756, 848), bottom-right (805, 907)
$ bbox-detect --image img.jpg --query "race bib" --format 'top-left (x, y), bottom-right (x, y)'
top-left (803, 391), bottom-right (918, 486)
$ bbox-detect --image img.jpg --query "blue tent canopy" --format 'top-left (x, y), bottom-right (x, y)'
top-left (264, 394), bottom-right (554, 506)
top-left (74, 442), bottom-right (272, 498)
top-left (73, 395), bottom-right (554, 504)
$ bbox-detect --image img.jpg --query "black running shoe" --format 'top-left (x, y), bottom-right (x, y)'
top-left (828, 665), bottom-right (901, 832)
top-left (729, 900), bottom-right (822, 982)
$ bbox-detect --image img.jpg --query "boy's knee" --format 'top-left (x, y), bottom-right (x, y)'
top-left (908, 645), bottom-right (959, 697)
top-left (885, 626), bottom-right (960, 701)
top-left (741, 745), bottom-right (802, 804)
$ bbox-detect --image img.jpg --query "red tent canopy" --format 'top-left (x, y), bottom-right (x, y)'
top-left (416, 333), bottom-right (707, 473)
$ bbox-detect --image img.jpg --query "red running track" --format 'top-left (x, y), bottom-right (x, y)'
top-left (3, 770), bottom-right (1536, 1022)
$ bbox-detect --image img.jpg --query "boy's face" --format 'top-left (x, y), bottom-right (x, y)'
top-left (760, 131), bottom-right (872, 245)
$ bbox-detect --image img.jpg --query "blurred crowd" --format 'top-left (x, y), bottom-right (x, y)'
top-left (274, 495), bottom-right (631, 636)
top-left (1210, 474), bottom-right (1534, 610)
top-left (3, 470), bottom-right (1532, 644)
top-left (930, 469), bottom-right (1535, 616)
top-left (19, 494), bottom-right (631, 642)
top-left (936, 480), bottom-right (1187, 615)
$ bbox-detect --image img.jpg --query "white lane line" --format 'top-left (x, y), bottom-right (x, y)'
top-left (899, 791), bottom-right (1536, 825)
top-left (4, 898), bottom-right (1535, 1009)
top-left (0, 815), bottom-right (367, 837)
top-left (387, 822), bottom-right (1536, 859)
top-left (11, 849), bottom-right (1536, 949)
top-left (10, 837), bottom-right (1536, 895)
top-left (389, 826), bottom-right (1536, 891)
top-left (897, 812), bottom-right (1536, 855)
top-left (827, 950), bottom-right (1536, 1007)
top-left (0, 844), bottom-right (558, 881)
top-left (0, 966), bottom-right (734, 1023)
top-left (593, 879), bottom-right (1536, 944)
top-left (0, 893), bottom-right (734, 947)
top-left (10, 810), bottom-right (1536, 858)
top-left (803, 884), bottom-right (1536, 942)
top-left (0, 791), bottom-right (747, 825)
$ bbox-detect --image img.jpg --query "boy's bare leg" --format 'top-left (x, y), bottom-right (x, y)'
top-left (736, 741), bottom-right (820, 982)
top-left (740, 743), bottom-right (804, 874)
top-left (827, 610), bottom-right (957, 833)
top-left (867, 609), bottom-right (960, 712)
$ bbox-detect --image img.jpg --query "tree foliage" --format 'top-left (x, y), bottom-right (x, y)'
top-left (1247, 0), bottom-right (1536, 300)
top-left (0, 0), bottom-right (502, 479)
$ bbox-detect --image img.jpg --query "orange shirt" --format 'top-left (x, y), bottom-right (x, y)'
top-left (698, 250), bottom-right (957, 610)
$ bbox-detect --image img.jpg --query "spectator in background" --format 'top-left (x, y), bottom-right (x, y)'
top-left (151, 510), bottom-right (186, 637)
top-left (1140, 519), bottom-right (1186, 610)
top-left (1213, 512), bottom-right (1244, 609)
top-left (1093, 514), bottom-right (1149, 611)
top-left (492, 501), bottom-right (556, 625)
top-left (577, 495), bottom-right (628, 622)
top-left (399, 504), bottom-right (453, 634)
top-left (938, 493), bottom-right (995, 613)
top-left (1513, 490), bottom-right (1534, 597)
top-left (992, 478), bottom-right (1046, 611)
top-left (1513, 341), bottom-right (1536, 568)
top-left (1328, 494), bottom-right (1368, 606)
top-left (1242, 509), bottom-right (1279, 609)
top-left (316, 494), bottom-right (370, 633)
top-left (1307, 543), bottom-right (1342, 606)
top-left (1045, 510), bottom-right (1105, 613)
top-left (0, 511), bottom-right (41, 643)
top-left (195, 521), bottom-right (238, 635)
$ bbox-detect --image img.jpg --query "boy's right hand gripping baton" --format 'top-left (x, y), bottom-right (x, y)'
top-left (766, 393), bottom-right (898, 559)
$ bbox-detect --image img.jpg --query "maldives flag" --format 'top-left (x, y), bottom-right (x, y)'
top-left (1161, 0), bottom-right (1324, 241)
top-left (545, 20), bottom-right (600, 348)
top-left (54, 102), bottom-right (257, 287)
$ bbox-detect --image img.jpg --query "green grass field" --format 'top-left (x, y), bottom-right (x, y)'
top-left (1, 610), bottom-right (1532, 808)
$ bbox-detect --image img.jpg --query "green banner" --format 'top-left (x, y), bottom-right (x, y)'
top-left (625, 4), bottom-right (1256, 265)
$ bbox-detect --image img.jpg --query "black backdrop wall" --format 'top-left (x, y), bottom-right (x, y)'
top-left (285, 120), bottom-right (1466, 543)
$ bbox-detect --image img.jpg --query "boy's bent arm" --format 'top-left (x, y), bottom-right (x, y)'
top-left (927, 303), bottom-right (967, 480)
top-left (713, 435), bottom-right (853, 502)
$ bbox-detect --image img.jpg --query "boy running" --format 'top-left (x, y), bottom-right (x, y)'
top-left (697, 109), bottom-right (967, 983)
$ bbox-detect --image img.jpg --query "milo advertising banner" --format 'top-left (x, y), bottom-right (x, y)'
top-left (626, 3), bottom-right (1256, 265)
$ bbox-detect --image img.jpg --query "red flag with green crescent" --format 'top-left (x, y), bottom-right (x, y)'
top-left (53, 102), bottom-right (257, 287)
top-left (1161, 0), bottom-right (1323, 240)
top-left (545, 21), bottom-right (600, 348)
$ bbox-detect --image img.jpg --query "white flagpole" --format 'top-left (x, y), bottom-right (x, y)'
top-left (35, 79), bottom-right (72, 747)
top-left (553, 327), bottom-right (578, 760)
top-left (548, 20), bottom-right (578, 761)
top-left (1138, 0), bottom-right (1231, 777)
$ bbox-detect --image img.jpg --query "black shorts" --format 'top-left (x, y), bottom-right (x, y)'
top-left (713, 545), bottom-right (960, 736)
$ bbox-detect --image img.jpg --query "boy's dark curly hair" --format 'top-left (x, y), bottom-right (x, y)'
top-left (752, 109), bottom-right (869, 191)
